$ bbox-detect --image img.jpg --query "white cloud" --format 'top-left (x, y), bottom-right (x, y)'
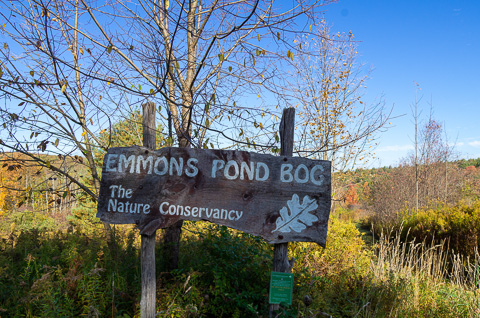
top-left (468, 141), bottom-right (480, 148)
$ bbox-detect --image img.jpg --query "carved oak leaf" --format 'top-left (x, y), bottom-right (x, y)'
top-left (273, 194), bottom-right (318, 233)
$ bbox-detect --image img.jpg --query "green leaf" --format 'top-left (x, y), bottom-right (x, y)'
top-left (218, 53), bottom-right (224, 62)
top-left (228, 66), bottom-right (232, 72)
top-left (257, 34), bottom-right (261, 41)
top-left (107, 45), bottom-right (112, 54)
top-left (54, 138), bottom-right (59, 147)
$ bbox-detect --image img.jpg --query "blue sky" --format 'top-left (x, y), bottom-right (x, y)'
top-left (323, 0), bottom-right (480, 167)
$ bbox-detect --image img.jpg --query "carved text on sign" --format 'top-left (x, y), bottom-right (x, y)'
top-left (97, 146), bottom-right (331, 245)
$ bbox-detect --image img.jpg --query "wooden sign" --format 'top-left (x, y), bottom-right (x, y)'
top-left (96, 146), bottom-right (331, 245)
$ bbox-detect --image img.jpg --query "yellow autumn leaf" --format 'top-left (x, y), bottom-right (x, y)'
top-left (61, 83), bottom-right (67, 93)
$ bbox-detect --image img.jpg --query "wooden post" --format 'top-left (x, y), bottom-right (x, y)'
top-left (269, 107), bottom-right (296, 317)
top-left (141, 102), bottom-right (156, 318)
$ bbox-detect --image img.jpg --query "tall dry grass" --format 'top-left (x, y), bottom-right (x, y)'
top-left (363, 228), bottom-right (480, 317)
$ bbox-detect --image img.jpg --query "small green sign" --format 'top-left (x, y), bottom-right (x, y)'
top-left (269, 272), bottom-right (293, 305)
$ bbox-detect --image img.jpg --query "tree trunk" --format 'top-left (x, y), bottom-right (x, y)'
top-left (162, 220), bottom-right (184, 271)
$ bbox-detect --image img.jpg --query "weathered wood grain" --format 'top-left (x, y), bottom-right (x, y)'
top-left (140, 102), bottom-right (156, 318)
top-left (270, 108), bottom-right (296, 317)
top-left (97, 146), bottom-right (331, 245)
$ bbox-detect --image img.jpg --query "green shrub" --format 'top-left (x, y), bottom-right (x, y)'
top-left (290, 218), bottom-right (373, 317)
top-left (400, 201), bottom-right (480, 258)
top-left (0, 223), bottom-right (141, 317)
top-left (158, 223), bottom-right (272, 317)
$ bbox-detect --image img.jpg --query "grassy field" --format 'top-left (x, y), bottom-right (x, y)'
top-left (0, 204), bottom-right (479, 317)
top-left (1, 158), bottom-right (479, 317)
